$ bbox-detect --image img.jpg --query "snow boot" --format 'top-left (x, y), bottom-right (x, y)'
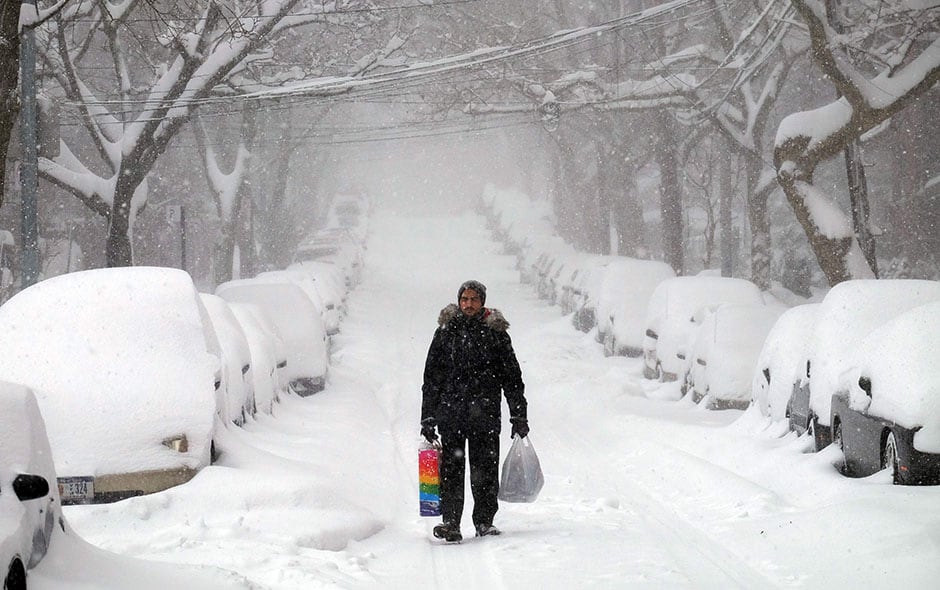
top-left (433, 522), bottom-right (463, 543)
top-left (474, 523), bottom-right (501, 537)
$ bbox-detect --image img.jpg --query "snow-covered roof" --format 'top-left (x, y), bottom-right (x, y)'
top-left (645, 276), bottom-right (764, 325)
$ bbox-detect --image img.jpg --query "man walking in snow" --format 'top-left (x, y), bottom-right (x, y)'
top-left (420, 280), bottom-right (529, 542)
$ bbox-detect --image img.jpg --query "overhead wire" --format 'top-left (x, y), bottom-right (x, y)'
top-left (48, 0), bottom-right (763, 150)
top-left (58, 0), bottom-right (716, 114)
top-left (66, 0), bottom-right (484, 23)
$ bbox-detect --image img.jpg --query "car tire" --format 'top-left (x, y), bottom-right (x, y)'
top-left (4, 559), bottom-right (26, 590)
top-left (832, 420), bottom-right (847, 475)
top-left (883, 432), bottom-right (901, 485)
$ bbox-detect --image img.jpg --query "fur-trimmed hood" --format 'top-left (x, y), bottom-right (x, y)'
top-left (438, 303), bottom-right (510, 332)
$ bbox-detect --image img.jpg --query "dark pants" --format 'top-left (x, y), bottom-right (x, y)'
top-left (439, 425), bottom-right (500, 528)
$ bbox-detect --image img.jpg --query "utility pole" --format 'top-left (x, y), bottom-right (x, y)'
top-left (19, 0), bottom-right (40, 288)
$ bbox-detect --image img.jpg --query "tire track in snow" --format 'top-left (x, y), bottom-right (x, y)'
top-left (335, 214), bottom-right (511, 588)
top-left (343, 212), bottom-right (780, 588)
top-left (538, 412), bottom-right (784, 588)
top-left (618, 475), bottom-right (788, 589)
top-left (428, 537), bottom-right (507, 590)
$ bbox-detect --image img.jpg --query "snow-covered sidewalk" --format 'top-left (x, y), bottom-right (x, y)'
top-left (58, 210), bottom-right (939, 589)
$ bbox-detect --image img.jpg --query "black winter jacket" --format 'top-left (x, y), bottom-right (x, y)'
top-left (421, 304), bottom-right (526, 434)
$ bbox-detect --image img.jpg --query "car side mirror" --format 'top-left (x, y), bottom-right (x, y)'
top-left (858, 376), bottom-right (872, 397)
top-left (762, 367), bottom-right (771, 384)
top-left (12, 473), bottom-right (50, 501)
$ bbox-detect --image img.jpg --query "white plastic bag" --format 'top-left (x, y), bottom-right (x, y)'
top-left (498, 435), bottom-right (544, 503)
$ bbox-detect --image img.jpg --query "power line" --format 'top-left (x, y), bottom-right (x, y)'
top-left (67, 0), bottom-right (482, 23)
top-left (58, 0), bottom-right (714, 114)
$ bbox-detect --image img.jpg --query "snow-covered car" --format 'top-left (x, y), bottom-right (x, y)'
top-left (829, 301), bottom-right (940, 484)
top-left (687, 303), bottom-right (785, 410)
top-left (532, 241), bottom-right (576, 302)
top-left (600, 259), bottom-right (676, 356)
top-left (549, 252), bottom-right (585, 311)
top-left (200, 294), bottom-right (255, 425)
top-left (0, 267), bottom-right (220, 505)
top-left (322, 193), bottom-right (370, 242)
top-left (521, 236), bottom-right (568, 291)
top-left (792, 279), bottom-right (940, 450)
top-left (751, 303), bottom-right (819, 421)
top-left (558, 253), bottom-right (592, 316)
top-left (226, 302), bottom-right (287, 415)
top-left (216, 278), bottom-right (329, 397)
top-left (255, 268), bottom-right (338, 336)
top-left (566, 255), bottom-right (614, 331)
top-left (642, 276), bottom-right (764, 381)
top-left (288, 259), bottom-right (348, 306)
top-left (293, 228), bottom-right (364, 288)
top-left (545, 252), bottom-right (582, 307)
top-left (0, 381), bottom-right (60, 589)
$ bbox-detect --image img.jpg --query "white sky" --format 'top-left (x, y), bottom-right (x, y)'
top-left (27, 204), bottom-right (940, 589)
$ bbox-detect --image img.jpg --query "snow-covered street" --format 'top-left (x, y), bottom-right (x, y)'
top-left (47, 208), bottom-right (940, 589)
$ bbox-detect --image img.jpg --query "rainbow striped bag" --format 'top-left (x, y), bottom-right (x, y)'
top-left (418, 442), bottom-right (441, 516)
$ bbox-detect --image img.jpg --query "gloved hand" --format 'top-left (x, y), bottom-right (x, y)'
top-left (510, 417), bottom-right (529, 439)
top-left (420, 418), bottom-right (438, 443)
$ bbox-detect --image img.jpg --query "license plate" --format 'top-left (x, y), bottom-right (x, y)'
top-left (58, 476), bottom-right (94, 504)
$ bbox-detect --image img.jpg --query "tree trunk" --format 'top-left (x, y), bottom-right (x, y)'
top-left (777, 174), bottom-right (858, 285)
top-left (844, 141), bottom-right (877, 276)
top-left (718, 148), bottom-right (734, 277)
top-left (214, 232), bottom-right (235, 285)
top-left (745, 155), bottom-right (772, 290)
top-left (654, 111), bottom-right (684, 274)
top-left (593, 137), bottom-right (613, 255)
top-left (237, 198), bottom-right (256, 277)
top-left (106, 174), bottom-right (136, 267)
top-left (0, 0), bottom-right (20, 207)
top-left (256, 117), bottom-right (297, 271)
top-left (554, 133), bottom-right (587, 247)
top-left (611, 142), bottom-right (644, 258)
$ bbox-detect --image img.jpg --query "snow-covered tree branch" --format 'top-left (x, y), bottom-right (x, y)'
top-left (773, 0), bottom-right (940, 285)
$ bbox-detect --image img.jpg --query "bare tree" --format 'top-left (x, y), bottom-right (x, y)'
top-left (35, 0), bottom-right (374, 267)
top-left (773, 0), bottom-right (940, 285)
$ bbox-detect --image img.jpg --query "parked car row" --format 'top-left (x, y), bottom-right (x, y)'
top-left (484, 188), bottom-right (781, 402)
top-left (480, 184), bottom-right (678, 359)
top-left (0, 196), bottom-right (369, 512)
top-left (481, 184), bottom-right (940, 485)
top-left (752, 279), bottom-right (940, 484)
